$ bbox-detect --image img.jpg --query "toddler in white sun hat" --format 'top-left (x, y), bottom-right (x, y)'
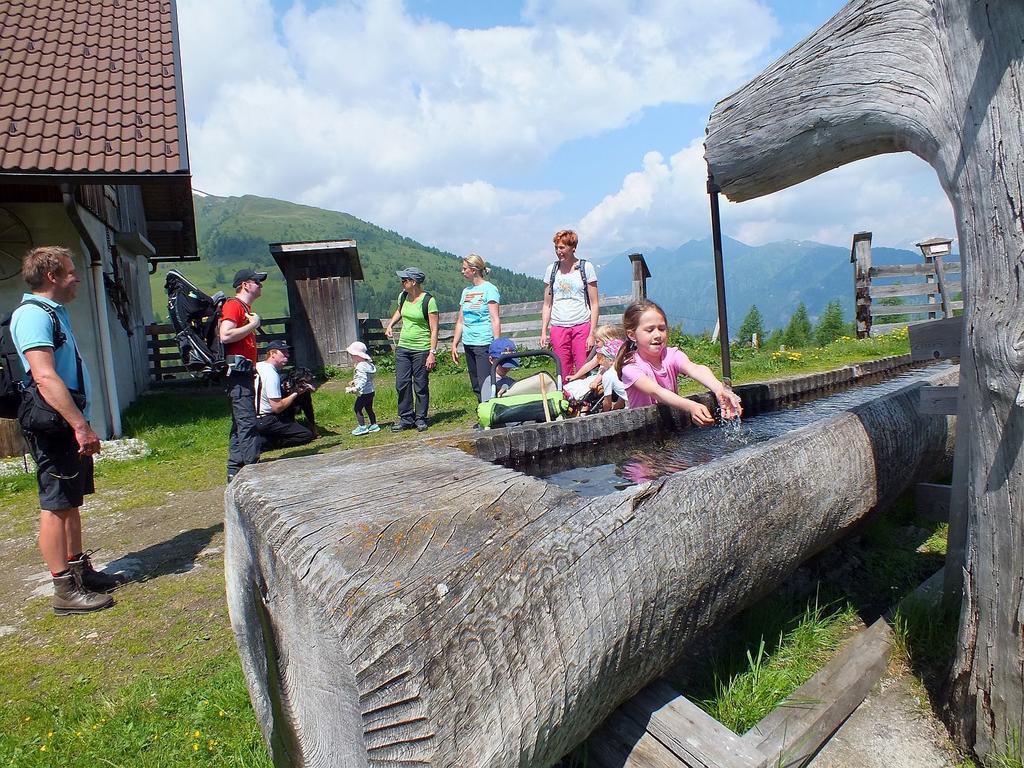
top-left (345, 341), bottom-right (378, 435)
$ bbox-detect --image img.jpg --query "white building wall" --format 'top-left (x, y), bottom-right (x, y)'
top-left (0, 201), bottom-right (156, 440)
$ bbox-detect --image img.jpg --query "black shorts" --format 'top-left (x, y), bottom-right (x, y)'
top-left (26, 428), bottom-right (95, 511)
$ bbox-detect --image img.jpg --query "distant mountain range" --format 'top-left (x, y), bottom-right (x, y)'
top-left (594, 237), bottom-right (944, 333)
top-left (154, 192), bottom-right (946, 334)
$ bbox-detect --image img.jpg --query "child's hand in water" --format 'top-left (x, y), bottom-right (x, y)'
top-left (717, 388), bottom-right (742, 420)
top-left (687, 400), bottom-right (715, 426)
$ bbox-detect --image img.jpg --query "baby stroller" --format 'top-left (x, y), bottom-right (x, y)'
top-left (477, 350), bottom-right (569, 429)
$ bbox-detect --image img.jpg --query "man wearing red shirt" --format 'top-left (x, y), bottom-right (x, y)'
top-left (219, 268), bottom-right (266, 480)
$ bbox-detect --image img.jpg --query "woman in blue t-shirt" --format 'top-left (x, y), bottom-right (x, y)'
top-left (450, 253), bottom-right (501, 401)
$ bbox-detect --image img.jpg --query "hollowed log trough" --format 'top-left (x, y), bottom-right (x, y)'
top-left (225, 366), bottom-right (956, 768)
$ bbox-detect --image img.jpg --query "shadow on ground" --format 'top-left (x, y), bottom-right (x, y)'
top-left (106, 523), bottom-right (223, 583)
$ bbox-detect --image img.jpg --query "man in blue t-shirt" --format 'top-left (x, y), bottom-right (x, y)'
top-left (10, 246), bottom-right (117, 615)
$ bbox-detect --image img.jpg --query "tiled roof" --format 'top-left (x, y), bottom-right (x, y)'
top-left (0, 0), bottom-right (188, 175)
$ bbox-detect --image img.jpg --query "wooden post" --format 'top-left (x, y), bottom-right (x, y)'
top-left (923, 253), bottom-right (938, 320)
top-left (147, 324), bottom-right (162, 382)
top-left (705, 3), bottom-right (1024, 757)
top-left (628, 252), bottom-right (649, 301)
top-left (0, 419), bottom-right (25, 458)
top-left (934, 253), bottom-right (953, 318)
top-left (851, 232), bottom-right (872, 339)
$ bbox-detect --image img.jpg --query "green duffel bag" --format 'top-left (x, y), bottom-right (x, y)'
top-left (477, 389), bottom-right (569, 429)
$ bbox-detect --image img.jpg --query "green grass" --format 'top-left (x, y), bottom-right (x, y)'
top-left (0, 555), bottom-right (271, 767)
top-left (690, 597), bottom-right (859, 733)
top-left (891, 594), bottom-right (959, 685)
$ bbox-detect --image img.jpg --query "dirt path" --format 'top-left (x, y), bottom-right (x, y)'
top-left (0, 484), bottom-right (227, 634)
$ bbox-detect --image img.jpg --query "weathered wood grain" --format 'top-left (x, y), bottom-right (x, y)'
top-left (225, 368), bottom-right (955, 768)
top-left (915, 482), bottom-right (952, 523)
top-left (706, 2), bottom-right (1024, 755)
top-left (918, 385), bottom-right (959, 416)
top-left (908, 317), bottom-right (962, 362)
top-left (620, 681), bottom-right (760, 767)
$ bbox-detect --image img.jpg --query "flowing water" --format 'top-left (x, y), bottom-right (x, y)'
top-left (514, 364), bottom-right (954, 497)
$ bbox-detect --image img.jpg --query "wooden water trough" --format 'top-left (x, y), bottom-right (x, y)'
top-left (224, 362), bottom-right (956, 768)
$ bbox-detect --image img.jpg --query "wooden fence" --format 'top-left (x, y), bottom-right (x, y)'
top-left (359, 293), bottom-right (636, 356)
top-left (146, 317), bottom-right (292, 385)
top-left (852, 231), bottom-right (962, 337)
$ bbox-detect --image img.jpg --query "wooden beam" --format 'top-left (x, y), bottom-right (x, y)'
top-left (869, 263), bottom-right (960, 278)
top-left (744, 618), bottom-right (893, 768)
top-left (915, 482), bottom-right (952, 523)
top-left (908, 316), bottom-right (962, 361)
top-left (589, 704), bottom-right (692, 768)
top-left (871, 302), bottom-right (956, 317)
top-left (918, 385), bottom-right (959, 415)
top-left (870, 280), bottom-right (962, 298)
top-left (618, 681), bottom-right (762, 768)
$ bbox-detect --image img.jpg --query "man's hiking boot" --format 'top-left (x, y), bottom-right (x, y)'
top-left (52, 571), bottom-right (114, 616)
top-left (67, 551), bottom-right (121, 593)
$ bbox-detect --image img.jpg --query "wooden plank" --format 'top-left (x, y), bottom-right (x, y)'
top-left (918, 384), bottom-right (959, 415)
top-left (908, 315), bottom-right (962, 360)
top-left (870, 302), bottom-right (952, 317)
top-left (870, 280), bottom-right (962, 298)
top-left (744, 618), bottom-right (893, 768)
top-left (622, 681), bottom-right (760, 768)
top-left (869, 263), bottom-right (946, 278)
top-left (915, 482), bottom-right (952, 523)
top-left (590, 709), bottom-right (688, 768)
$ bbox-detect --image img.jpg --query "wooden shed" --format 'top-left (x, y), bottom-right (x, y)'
top-left (268, 240), bottom-right (364, 369)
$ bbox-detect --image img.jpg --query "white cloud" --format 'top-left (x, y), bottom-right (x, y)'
top-left (177, 0), bottom-right (783, 267)
top-left (579, 141), bottom-right (957, 255)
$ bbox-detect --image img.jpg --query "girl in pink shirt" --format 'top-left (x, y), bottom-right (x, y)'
top-left (615, 300), bottom-right (741, 424)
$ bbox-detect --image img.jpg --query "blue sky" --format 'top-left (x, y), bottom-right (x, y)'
top-left (179, 0), bottom-right (954, 273)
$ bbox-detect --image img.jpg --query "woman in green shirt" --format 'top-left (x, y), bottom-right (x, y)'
top-left (384, 267), bottom-right (439, 432)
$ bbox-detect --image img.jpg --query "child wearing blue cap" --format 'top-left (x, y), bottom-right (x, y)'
top-left (480, 338), bottom-right (520, 402)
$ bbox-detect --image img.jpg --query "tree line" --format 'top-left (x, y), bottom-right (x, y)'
top-left (736, 299), bottom-right (852, 349)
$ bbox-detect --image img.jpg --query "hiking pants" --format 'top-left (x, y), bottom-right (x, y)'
top-left (256, 413), bottom-right (314, 451)
top-left (226, 371), bottom-right (260, 480)
top-left (462, 343), bottom-right (491, 401)
top-left (395, 347), bottom-right (429, 426)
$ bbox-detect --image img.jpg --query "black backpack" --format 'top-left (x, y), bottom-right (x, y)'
top-left (165, 269), bottom-right (229, 380)
top-left (398, 290), bottom-right (433, 324)
top-left (0, 299), bottom-right (66, 420)
top-left (548, 258), bottom-right (591, 309)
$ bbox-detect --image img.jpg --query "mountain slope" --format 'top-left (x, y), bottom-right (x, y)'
top-left (151, 193), bottom-right (545, 320)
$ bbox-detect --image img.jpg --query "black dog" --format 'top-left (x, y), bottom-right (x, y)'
top-left (281, 366), bottom-right (318, 434)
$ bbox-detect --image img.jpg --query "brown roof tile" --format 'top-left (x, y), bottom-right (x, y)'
top-left (0, 0), bottom-right (189, 177)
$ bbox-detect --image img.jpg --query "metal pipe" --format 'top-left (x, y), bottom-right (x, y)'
top-left (707, 172), bottom-right (732, 384)
top-left (60, 183), bottom-right (122, 437)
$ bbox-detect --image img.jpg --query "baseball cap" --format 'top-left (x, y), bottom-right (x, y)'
top-left (265, 340), bottom-right (289, 353)
top-left (395, 267), bottom-right (426, 283)
top-left (233, 268), bottom-right (268, 288)
top-left (488, 337), bottom-right (520, 368)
